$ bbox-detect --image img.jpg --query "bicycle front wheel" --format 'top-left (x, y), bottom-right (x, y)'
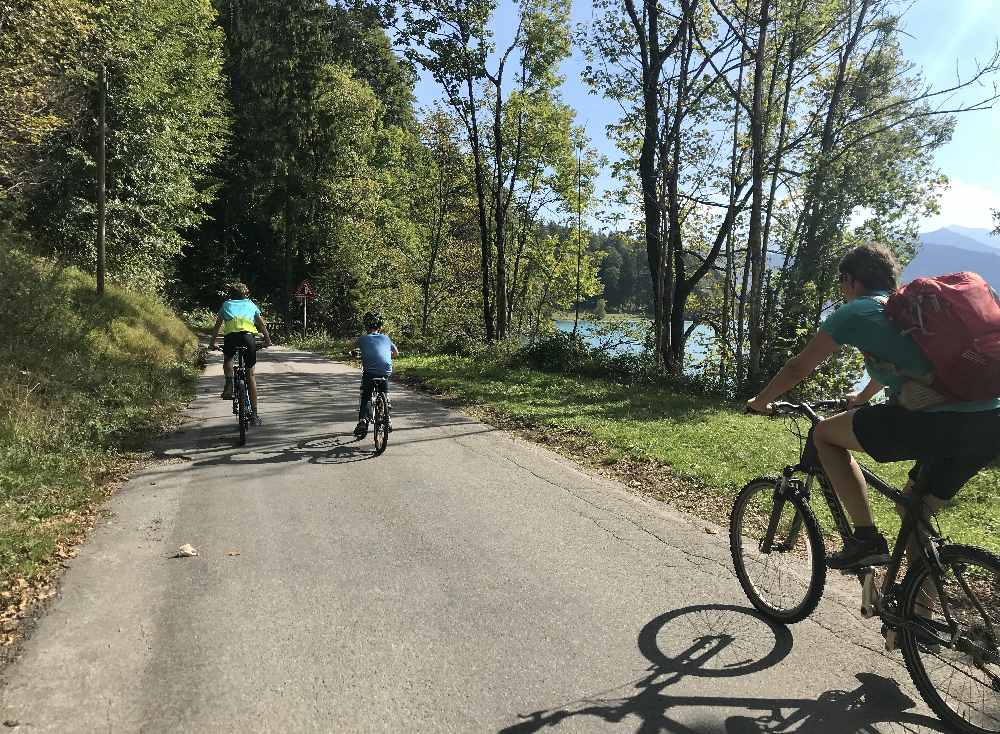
top-left (900, 544), bottom-right (1000, 734)
top-left (730, 477), bottom-right (826, 623)
top-left (373, 393), bottom-right (388, 456)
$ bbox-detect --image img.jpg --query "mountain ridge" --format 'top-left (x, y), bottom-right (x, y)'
top-left (904, 225), bottom-right (1000, 287)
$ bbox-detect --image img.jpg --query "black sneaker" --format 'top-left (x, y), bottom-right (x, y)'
top-left (827, 533), bottom-right (890, 570)
top-left (353, 420), bottom-right (369, 438)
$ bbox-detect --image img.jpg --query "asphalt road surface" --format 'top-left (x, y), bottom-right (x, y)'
top-left (0, 347), bottom-right (947, 732)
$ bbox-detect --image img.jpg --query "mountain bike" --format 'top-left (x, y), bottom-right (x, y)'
top-left (231, 344), bottom-right (256, 446)
top-left (730, 400), bottom-right (1000, 734)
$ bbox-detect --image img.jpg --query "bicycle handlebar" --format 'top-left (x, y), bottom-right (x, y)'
top-left (208, 339), bottom-right (269, 351)
top-left (769, 399), bottom-right (848, 422)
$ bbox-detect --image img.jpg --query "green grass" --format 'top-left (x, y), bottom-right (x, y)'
top-left (0, 248), bottom-right (200, 594)
top-left (180, 306), bottom-right (218, 333)
top-left (377, 353), bottom-right (998, 554)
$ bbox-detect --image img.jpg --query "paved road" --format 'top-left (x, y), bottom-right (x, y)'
top-left (1, 347), bottom-right (947, 732)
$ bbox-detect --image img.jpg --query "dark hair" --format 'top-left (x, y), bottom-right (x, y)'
top-left (227, 281), bottom-right (249, 300)
top-left (363, 311), bottom-right (383, 331)
top-left (838, 243), bottom-right (899, 292)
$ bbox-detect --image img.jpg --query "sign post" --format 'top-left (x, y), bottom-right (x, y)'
top-left (293, 280), bottom-right (317, 337)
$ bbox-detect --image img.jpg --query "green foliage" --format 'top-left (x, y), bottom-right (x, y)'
top-left (180, 307), bottom-right (217, 333)
top-left (18, 0), bottom-right (229, 291)
top-left (0, 0), bottom-right (95, 207)
top-left (176, 1), bottom-right (422, 334)
top-left (0, 247), bottom-right (198, 586)
top-left (327, 1), bottom-right (415, 128)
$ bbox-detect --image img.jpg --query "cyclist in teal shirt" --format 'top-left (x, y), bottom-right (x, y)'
top-left (748, 243), bottom-right (1000, 569)
top-left (209, 282), bottom-right (272, 425)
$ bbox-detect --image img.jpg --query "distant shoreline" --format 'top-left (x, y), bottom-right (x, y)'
top-left (551, 310), bottom-right (651, 325)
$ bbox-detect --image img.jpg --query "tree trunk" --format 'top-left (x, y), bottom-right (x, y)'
top-left (492, 79), bottom-right (508, 341)
top-left (466, 70), bottom-right (494, 343)
top-left (745, 0), bottom-right (770, 389)
top-left (421, 173), bottom-right (446, 336)
top-left (790, 0), bottom-right (870, 292)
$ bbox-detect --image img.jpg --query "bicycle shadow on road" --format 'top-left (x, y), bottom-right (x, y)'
top-left (172, 364), bottom-right (498, 454)
top-left (500, 604), bottom-right (948, 734)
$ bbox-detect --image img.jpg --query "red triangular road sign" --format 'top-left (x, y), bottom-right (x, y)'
top-left (294, 280), bottom-right (317, 299)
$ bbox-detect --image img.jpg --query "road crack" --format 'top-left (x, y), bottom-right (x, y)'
top-left (505, 455), bottom-right (733, 578)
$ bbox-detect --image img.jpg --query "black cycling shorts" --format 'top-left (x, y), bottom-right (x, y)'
top-left (853, 404), bottom-right (1000, 499)
top-left (223, 331), bottom-right (257, 368)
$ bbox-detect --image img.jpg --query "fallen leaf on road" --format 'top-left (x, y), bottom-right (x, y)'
top-left (704, 527), bottom-right (719, 535)
top-left (174, 544), bottom-right (199, 558)
top-left (226, 550), bottom-right (240, 556)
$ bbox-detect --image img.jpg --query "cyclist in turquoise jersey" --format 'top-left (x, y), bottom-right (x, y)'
top-left (747, 243), bottom-right (1000, 570)
top-left (209, 282), bottom-right (272, 425)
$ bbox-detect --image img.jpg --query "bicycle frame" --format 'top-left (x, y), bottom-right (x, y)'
top-left (364, 377), bottom-right (388, 420)
top-left (768, 407), bottom-right (995, 654)
top-left (232, 348), bottom-right (255, 417)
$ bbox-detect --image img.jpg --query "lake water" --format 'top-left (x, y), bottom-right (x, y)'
top-left (554, 318), bottom-right (866, 389)
top-left (553, 319), bottom-right (710, 366)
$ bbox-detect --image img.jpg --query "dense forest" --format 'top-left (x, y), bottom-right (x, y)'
top-left (3, 0), bottom-right (999, 395)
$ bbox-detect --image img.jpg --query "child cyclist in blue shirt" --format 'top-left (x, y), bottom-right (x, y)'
top-left (354, 312), bottom-right (399, 438)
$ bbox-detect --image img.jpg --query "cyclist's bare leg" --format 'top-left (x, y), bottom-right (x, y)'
top-left (248, 368), bottom-right (258, 413)
top-left (814, 411), bottom-right (875, 527)
top-left (220, 356), bottom-right (235, 398)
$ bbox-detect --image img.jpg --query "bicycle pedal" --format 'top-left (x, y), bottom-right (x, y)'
top-left (882, 625), bottom-right (898, 653)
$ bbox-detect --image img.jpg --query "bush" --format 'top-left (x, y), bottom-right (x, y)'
top-left (514, 331), bottom-right (594, 373)
top-left (181, 307), bottom-right (217, 332)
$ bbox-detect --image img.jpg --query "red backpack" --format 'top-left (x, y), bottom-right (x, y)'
top-left (885, 271), bottom-right (1000, 401)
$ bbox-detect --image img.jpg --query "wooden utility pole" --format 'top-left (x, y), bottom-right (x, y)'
top-left (572, 147), bottom-right (582, 337)
top-left (96, 63), bottom-right (107, 296)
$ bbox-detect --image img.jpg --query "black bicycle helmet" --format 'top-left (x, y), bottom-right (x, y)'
top-left (363, 311), bottom-right (383, 330)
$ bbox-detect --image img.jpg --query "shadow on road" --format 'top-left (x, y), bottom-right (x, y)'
top-left (501, 604), bottom-right (948, 734)
top-left (152, 353), bottom-right (499, 461)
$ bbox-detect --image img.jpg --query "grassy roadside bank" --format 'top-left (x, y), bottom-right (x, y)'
top-left (296, 335), bottom-right (998, 554)
top-left (0, 248), bottom-right (200, 641)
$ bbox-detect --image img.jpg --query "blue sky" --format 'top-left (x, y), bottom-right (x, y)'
top-left (899, 0), bottom-right (1000, 229)
top-left (411, 0), bottom-right (1000, 231)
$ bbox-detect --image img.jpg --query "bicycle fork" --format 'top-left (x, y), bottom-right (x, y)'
top-left (760, 474), bottom-right (809, 554)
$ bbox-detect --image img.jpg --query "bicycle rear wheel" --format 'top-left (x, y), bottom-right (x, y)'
top-left (900, 544), bottom-right (1000, 734)
top-left (730, 477), bottom-right (826, 623)
top-left (373, 393), bottom-right (388, 456)
top-left (236, 376), bottom-right (248, 446)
